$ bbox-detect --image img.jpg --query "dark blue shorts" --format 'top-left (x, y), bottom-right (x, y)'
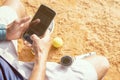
top-left (0, 56), bottom-right (24, 80)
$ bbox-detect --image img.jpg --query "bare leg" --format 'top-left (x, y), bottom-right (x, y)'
top-left (3, 0), bottom-right (26, 18)
top-left (83, 55), bottom-right (109, 80)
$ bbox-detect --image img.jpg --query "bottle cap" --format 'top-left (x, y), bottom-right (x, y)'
top-left (60, 56), bottom-right (73, 66)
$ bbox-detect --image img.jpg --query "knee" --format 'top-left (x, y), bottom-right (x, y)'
top-left (83, 55), bottom-right (110, 80)
top-left (98, 56), bottom-right (110, 71)
top-left (96, 56), bottom-right (110, 80)
top-left (84, 55), bottom-right (110, 70)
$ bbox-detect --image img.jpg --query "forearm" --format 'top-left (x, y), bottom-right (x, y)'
top-left (28, 33), bottom-right (50, 80)
top-left (29, 54), bottom-right (48, 80)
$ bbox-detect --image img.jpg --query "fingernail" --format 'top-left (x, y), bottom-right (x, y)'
top-left (30, 34), bottom-right (34, 39)
top-left (37, 19), bottom-right (40, 22)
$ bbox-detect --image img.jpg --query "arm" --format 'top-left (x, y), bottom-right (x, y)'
top-left (29, 53), bottom-right (46, 80)
top-left (29, 34), bottom-right (50, 80)
top-left (29, 52), bottom-right (47, 80)
top-left (6, 17), bottom-right (49, 80)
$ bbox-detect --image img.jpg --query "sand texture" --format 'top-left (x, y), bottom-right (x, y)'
top-left (0, 0), bottom-right (120, 80)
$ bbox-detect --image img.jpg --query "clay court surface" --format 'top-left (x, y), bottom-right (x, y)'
top-left (0, 0), bottom-right (120, 80)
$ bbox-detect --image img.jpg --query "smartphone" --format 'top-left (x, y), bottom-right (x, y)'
top-left (23, 4), bottom-right (56, 44)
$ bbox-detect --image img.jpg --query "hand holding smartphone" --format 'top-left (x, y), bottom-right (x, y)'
top-left (23, 4), bottom-right (56, 44)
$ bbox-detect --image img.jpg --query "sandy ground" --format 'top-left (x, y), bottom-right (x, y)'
top-left (0, 0), bottom-right (120, 80)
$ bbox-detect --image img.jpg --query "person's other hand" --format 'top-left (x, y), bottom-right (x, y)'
top-left (6, 17), bottom-right (40, 40)
top-left (30, 31), bottom-right (50, 61)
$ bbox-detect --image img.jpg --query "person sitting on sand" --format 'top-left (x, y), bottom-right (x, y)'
top-left (0, 0), bottom-right (109, 80)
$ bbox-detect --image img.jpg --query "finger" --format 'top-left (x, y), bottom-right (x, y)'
top-left (19, 16), bottom-right (31, 24)
top-left (30, 34), bottom-right (40, 44)
top-left (22, 19), bottom-right (40, 32)
top-left (24, 40), bottom-right (32, 47)
top-left (21, 19), bottom-right (31, 32)
top-left (30, 19), bottom-right (40, 26)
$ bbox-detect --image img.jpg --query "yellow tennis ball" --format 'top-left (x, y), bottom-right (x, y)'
top-left (52, 37), bottom-right (63, 48)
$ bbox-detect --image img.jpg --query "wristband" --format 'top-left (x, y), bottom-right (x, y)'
top-left (0, 24), bottom-right (6, 40)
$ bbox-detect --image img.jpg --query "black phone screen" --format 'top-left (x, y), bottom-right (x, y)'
top-left (23, 5), bottom-right (56, 43)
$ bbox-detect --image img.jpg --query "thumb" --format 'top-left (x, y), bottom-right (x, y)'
top-left (30, 19), bottom-right (40, 27)
top-left (31, 34), bottom-right (40, 43)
